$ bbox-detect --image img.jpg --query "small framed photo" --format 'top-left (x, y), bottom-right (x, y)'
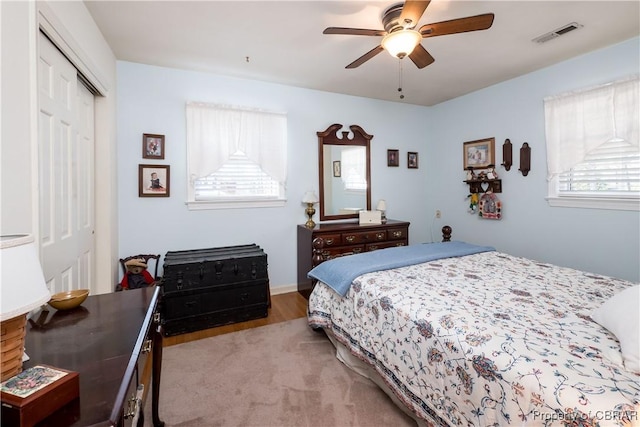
top-left (387, 149), bottom-right (399, 167)
top-left (139, 164), bottom-right (170, 197)
top-left (333, 160), bottom-right (341, 177)
top-left (463, 137), bottom-right (495, 170)
top-left (142, 133), bottom-right (165, 159)
top-left (408, 152), bottom-right (418, 169)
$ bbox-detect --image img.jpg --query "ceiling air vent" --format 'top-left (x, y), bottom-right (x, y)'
top-left (532, 22), bottom-right (583, 44)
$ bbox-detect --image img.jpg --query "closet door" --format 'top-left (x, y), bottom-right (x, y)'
top-left (38, 32), bottom-right (96, 294)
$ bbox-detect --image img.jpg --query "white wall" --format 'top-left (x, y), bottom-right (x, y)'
top-left (116, 62), bottom-right (431, 292)
top-left (428, 36), bottom-right (640, 282)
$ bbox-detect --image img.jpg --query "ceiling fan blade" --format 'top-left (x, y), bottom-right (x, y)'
top-left (346, 45), bottom-right (385, 69)
top-left (408, 44), bottom-right (435, 69)
top-left (324, 27), bottom-right (387, 37)
top-left (419, 13), bottom-right (495, 37)
top-left (399, 0), bottom-right (431, 29)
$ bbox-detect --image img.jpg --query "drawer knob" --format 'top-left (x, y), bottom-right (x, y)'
top-left (346, 235), bottom-right (355, 243)
top-left (393, 231), bottom-right (403, 238)
top-left (376, 233), bottom-right (385, 240)
top-left (124, 384), bottom-right (144, 419)
top-left (142, 339), bottom-right (153, 354)
top-left (325, 238), bottom-right (334, 245)
top-left (353, 247), bottom-right (363, 254)
top-left (369, 245), bottom-right (379, 250)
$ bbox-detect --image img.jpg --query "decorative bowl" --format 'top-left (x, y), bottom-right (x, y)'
top-left (48, 289), bottom-right (89, 311)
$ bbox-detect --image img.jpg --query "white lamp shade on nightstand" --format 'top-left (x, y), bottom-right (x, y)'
top-left (376, 199), bottom-right (387, 211)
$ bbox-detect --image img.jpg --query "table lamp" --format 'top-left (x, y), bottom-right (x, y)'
top-left (377, 199), bottom-right (387, 224)
top-left (302, 191), bottom-right (319, 228)
top-left (1, 234), bottom-right (51, 381)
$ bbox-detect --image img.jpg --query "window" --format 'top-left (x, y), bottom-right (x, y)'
top-left (545, 75), bottom-right (639, 210)
top-left (186, 103), bottom-right (287, 209)
top-left (340, 147), bottom-right (367, 191)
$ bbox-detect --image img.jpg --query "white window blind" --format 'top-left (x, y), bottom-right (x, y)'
top-left (544, 75), bottom-right (639, 210)
top-left (558, 138), bottom-right (639, 196)
top-left (194, 151), bottom-right (280, 199)
top-left (186, 102), bottom-right (287, 208)
top-left (341, 147), bottom-right (367, 191)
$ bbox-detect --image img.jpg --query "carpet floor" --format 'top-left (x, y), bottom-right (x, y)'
top-left (145, 317), bottom-right (416, 427)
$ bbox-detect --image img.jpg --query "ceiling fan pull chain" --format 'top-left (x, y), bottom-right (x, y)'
top-left (398, 58), bottom-right (405, 100)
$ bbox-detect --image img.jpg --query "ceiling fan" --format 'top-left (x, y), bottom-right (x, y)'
top-left (323, 0), bottom-right (495, 69)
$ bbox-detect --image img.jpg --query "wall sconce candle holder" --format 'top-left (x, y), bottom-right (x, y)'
top-left (501, 138), bottom-right (512, 171)
top-left (519, 142), bottom-right (531, 176)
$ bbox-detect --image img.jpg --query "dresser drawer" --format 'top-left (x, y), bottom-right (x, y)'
top-left (320, 244), bottom-right (366, 259)
top-left (366, 240), bottom-right (407, 251)
top-left (387, 227), bottom-right (408, 240)
top-left (342, 230), bottom-right (387, 245)
top-left (315, 233), bottom-right (341, 247)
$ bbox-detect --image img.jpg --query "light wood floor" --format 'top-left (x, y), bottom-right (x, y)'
top-left (163, 291), bottom-right (309, 347)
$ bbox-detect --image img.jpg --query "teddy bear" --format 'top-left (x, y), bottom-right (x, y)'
top-left (119, 258), bottom-right (155, 290)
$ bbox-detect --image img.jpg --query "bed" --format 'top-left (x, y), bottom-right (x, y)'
top-left (307, 229), bottom-right (639, 426)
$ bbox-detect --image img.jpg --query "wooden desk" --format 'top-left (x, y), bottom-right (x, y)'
top-left (20, 287), bottom-right (164, 426)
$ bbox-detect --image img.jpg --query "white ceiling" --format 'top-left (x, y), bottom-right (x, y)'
top-left (84, 1), bottom-right (640, 107)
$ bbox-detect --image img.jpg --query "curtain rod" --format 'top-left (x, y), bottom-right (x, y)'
top-left (186, 101), bottom-right (286, 116)
top-left (544, 74), bottom-right (638, 101)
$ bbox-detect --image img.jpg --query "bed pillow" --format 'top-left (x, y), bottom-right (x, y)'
top-left (591, 284), bottom-right (640, 373)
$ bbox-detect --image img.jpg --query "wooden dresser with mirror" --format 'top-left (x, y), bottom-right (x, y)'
top-left (298, 123), bottom-right (409, 297)
top-left (297, 220), bottom-right (410, 298)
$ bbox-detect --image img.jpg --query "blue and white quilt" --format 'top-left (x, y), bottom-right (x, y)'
top-left (308, 249), bottom-right (639, 426)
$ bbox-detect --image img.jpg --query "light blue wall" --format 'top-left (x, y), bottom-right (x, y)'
top-left (118, 36), bottom-right (640, 290)
top-left (117, 62), bottom-right (430, 290)
top-left (427, 36), bottom-right (640, 282)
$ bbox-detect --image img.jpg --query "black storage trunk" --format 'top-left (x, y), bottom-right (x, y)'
top-left (160, 244), bottom-right (269, 336)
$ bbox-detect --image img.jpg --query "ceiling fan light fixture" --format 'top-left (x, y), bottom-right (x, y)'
top-left (381, 29), bottom-right (421, 59)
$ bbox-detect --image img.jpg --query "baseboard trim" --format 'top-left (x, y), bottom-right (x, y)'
top-left (270, 284), bottom-right (298, 296)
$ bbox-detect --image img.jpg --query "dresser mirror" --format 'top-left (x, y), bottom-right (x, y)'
top-left (318, 124), bottom-right (372, 221)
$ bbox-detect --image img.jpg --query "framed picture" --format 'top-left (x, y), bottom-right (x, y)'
top-left (139, 164), bottom-right (170, 197)
top-left (333, 160), bottom-right (341, 177)
top-left (407, 152), bottom-right (418, 169)
top-left (463, 137), bottom-right (495, 170)
top-left (142, 133), bottom-right (165, 159)
top-left (387, 149), bottom-right (399, 167)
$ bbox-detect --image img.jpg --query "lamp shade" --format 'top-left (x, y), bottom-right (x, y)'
top-left (377, 199), bottom-right (387, 211)
top-left (1, 235), bottom-right (51, 321)
top-left (381, 30), bottom-right (422, 58)
top-left (302, 191), bottom-right (319, 204)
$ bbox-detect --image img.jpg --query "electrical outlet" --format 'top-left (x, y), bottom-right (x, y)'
top-left (435, 209), bottom-right (441, 219)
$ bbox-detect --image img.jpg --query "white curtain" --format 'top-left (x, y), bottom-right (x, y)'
top-left (544, 75), bottom-right (639, 179)
top-left (186, 102), bottom-right (287, 185)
